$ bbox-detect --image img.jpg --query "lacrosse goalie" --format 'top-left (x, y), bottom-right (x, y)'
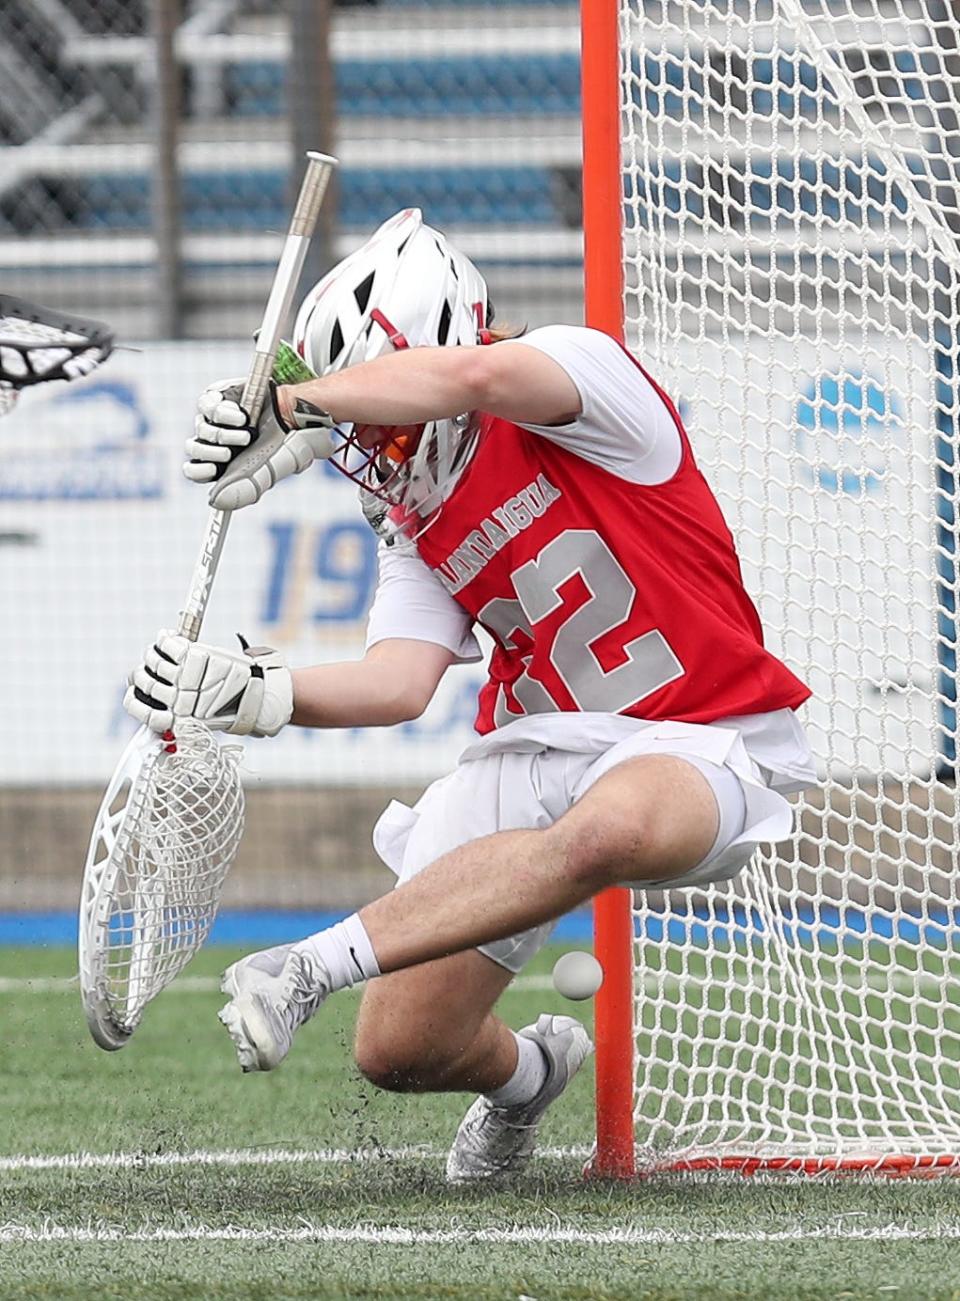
top-left (126, 209), bottom-right (816, 1182)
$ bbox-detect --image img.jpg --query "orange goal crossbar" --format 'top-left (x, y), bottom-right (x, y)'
top-left (580, 0), bottom-right (636, 1180)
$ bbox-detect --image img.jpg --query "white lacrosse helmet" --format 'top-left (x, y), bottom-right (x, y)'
top-left (292, 209), bottom-right (492, 538)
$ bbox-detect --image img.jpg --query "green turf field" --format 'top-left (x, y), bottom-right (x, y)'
top-left (4, 944), bottom-right (960, 1300)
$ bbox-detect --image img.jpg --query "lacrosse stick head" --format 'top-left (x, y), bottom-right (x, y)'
top-left (79, 721), bottom-right (244, 1050)
top-left (0, 294), bottom-right (115, 417)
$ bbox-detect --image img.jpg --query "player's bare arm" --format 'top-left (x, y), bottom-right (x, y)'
top-left (183, 337), bottom-right (583, 512)
top-left (272, 339), bottom-right (582, 432)
top-left (291, 640), bottom-right (455, 728)
top-left (126, 635), bottom-right (453, 736)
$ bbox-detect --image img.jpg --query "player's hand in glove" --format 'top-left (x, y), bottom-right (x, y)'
top-left (185, 377), bottom-right (336, 511)
top-left (124, 631), bottom-right (294, 737)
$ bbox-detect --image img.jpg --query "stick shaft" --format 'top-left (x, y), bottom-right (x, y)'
top-left (177, 152), bottom-right (337, 641)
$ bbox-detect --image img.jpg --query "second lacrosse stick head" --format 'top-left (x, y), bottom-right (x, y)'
top-left (0, 294), bottom-right (115, 416)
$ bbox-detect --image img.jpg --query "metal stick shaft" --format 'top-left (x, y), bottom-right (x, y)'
top-left (177, 151), bottom-right (337, 641)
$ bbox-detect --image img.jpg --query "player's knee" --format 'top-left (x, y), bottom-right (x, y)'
top-left (353, 1026), bottom-right (449, 1094)
top-left (549, 801), bottom-right (647, 892)
top-left (354, 1053), bottom-right (421, 1093)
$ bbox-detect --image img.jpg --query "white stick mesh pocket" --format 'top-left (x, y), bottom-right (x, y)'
top-left (80, 722), bottom-right (244, 1050)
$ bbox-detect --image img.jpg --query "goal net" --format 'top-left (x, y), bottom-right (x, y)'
top-left (586, 0), bottom-right (960, 1176)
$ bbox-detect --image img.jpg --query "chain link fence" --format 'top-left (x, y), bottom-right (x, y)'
top-left (1, 0), bottom-right (584, 338)
top-left (0, 0), bottom-right (585, 923)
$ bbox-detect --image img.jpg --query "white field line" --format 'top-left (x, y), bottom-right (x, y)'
top-left (1, 1221), bottom-right (960, 1246)
top-left (0, 1145), bottom-right (590, 1173)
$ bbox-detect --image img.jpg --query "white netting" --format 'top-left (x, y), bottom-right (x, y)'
top-left (621, 0), bottom-right (960, 1171)
top-left (81, 722), bottom-right (244, 1043)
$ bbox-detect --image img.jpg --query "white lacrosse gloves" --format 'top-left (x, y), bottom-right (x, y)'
top-left (185, 377), bottom-right (336, 511)
top-left (124, 631), bottom-right (294, 737)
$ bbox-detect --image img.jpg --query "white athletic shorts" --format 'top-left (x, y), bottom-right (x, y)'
top-left (372, 711), bottom-right (815, 974)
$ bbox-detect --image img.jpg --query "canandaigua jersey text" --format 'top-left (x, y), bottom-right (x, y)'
top-left (415, 391), bottom-right (810, 735)
top-left (433, 472), bottom-right (562, 597)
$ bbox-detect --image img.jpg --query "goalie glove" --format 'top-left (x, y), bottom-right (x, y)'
top-left (185, 377), bottom-right (336, 511)
top-left (124, 631), bottom-right (294, 737)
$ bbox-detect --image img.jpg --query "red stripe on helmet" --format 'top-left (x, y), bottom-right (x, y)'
top-left (370, 309), bottom-right (409, 351)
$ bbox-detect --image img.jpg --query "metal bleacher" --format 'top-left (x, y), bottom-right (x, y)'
top-left (0, 0), bottom-right (584, 337)
top-left (2, 0), bottom-right (932, 338)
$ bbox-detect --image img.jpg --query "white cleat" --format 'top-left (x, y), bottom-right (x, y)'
top-left (446, 1013), bottom-right (593, 1184)
top-left (218, 943), bottom-right (330, 1072)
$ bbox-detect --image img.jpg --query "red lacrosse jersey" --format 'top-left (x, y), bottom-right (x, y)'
top-left (414, 376), bottom-right (810, 735)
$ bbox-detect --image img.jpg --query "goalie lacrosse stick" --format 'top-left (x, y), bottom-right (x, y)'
top-left (79, 151), bottom-right (337, 1051)
top-left (0, 296), bottom-right (115, 416)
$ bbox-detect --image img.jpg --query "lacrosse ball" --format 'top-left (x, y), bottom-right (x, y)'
top-left (552, 951), bottom-right (604, 1000)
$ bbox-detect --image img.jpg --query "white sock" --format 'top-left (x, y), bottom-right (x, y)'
top-left (294, 913), bottom-right (381, 993)
top-left (484, 1032), bottom-right (549, 1108)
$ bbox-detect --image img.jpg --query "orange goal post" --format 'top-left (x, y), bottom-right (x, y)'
top-left (581, 0), bottom-right (637, 1180)
top-left (583, 0), bottom-right (960, 1178)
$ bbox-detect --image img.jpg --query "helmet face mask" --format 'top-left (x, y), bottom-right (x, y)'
top-left (328, 413), bottom-right (481, 542)
top-left (294, 210), bottom-right (491, 538)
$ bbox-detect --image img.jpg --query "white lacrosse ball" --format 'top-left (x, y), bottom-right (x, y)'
top-left (552, 950), bottom-right (604, 1001)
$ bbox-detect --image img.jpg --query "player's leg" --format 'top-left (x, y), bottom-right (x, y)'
top-left (219, 753), bottom-right (720, 1073)
top-left (360, 753), bottom-right (720, 971)
top-left (218, 748), bottom-right (750, 1180)
top-left (351, 755), bottom-right (718, 1181)
top-left (220, 749), bottom-right (552, 1070)
top-left (353, 937), bottom-right (593, 1184)
top-left (352, 950), bottom-right (517, 1095)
